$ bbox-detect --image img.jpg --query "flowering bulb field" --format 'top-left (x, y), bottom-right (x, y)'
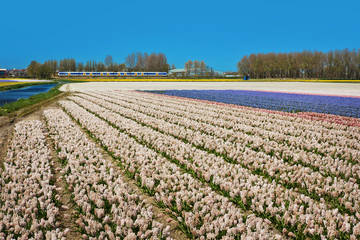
top-left (1, 89), bottom-right (360, 239)
top-left (0, 121), bottom-right (67, 239)
top-left (148, 90), bottom-right (360, 118)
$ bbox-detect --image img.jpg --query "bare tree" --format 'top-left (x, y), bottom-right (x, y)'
top-left (125, 53), bottom-right (136, 71)
top-left (186, 60), bottom-right (193, 76)
top-left (194, 60), bottom-right (200, 76)
top-left (77, 62), bottom-right (84, 71)
top-left (118, 63), bottom-right (126, 71)
top-left (200, 61), bottom-right (206, 76)
top-left (105, 55), bottom-right (113, 69)
top-left (97, 62), bottom-right (105, 72)
top-left (135, 52), bottom-right (145, 71)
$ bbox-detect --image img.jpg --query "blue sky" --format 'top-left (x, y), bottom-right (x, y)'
top-left (1, 0), bottom-right (359, 72)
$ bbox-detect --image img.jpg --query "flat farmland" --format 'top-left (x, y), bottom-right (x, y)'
top-left (60, 81), bottom-right (360, 97)
top-left (1, 86), bottom-right (360, 239)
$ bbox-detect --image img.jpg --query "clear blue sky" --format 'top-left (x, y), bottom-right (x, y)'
top-left (1, 0), bottom-right (359, 72)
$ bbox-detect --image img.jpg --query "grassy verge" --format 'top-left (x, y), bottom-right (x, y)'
top-left (0, 83), bottom-right (63, 116)
top-left (0, 81), bottom-right (57, 92)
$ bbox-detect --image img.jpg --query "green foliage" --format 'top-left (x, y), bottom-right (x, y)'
top-left (27, 59), bottom-right (58, 79)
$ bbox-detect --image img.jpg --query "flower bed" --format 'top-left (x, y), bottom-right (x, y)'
top-left (66, 90), bottom-right (360, 239)
top-left (58, 99), bottom-right (281, 239)
top-left (147, 90), bottom-right (360, 118)
top-left (75, 91), bottom-right (360, 216)
top-left (44, 109), bottom-right (172, 239)
top-left (0, 120), bottom-right (67, 239)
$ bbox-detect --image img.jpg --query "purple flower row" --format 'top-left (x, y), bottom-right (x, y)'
top-left (148, 90), bottom-right (360, 118)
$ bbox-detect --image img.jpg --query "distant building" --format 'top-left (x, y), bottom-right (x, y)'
top-left (169, 69), bottom-right (186, 77)
top-left (223, 71), bottom-right (240, 78)
top-left (8, 69), bottom-right (27, 77)
top-left (0, 69), bottom-right (8, 77)
top-left (170, 68), bottom-right (223, 77)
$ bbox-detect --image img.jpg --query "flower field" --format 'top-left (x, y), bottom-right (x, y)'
top-left (148, 90), bottom-right (360, 118)
top-left (1, 89), bottom-right (360, 239)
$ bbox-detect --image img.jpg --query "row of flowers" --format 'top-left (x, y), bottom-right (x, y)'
top-left (44, 109), bottom-right (172, 240)
top-left (99, 91), bottom-right (360, 180)
top-left (141, 90), bottom-right (360, 127)
top-left (58, 100), bottom-right (282, 239)
top-left (72, 92), bottom-right (360, 216)
top-left (129, 90), bottom-right (360, 142)
top-left (66, 95), bottom-right (360, 239)
top-left (143, 90), bottom-right (360, 118)
top-left (0, 120), bottom-right (67, 239)
top-left (85, 90), bottom-right (360, 164)
top-left (121, 90), bottom-right (360, 153)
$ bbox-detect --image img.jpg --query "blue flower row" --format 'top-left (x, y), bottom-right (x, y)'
top-left (148, 90), bottom-right (360, 118)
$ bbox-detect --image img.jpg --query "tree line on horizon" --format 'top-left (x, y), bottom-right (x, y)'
top-left (27, 52), bottom-right (169, 78)
top-left (183, 60), bottom-right (218, 77)
top-left (237, 49), bottom-right (360, 79)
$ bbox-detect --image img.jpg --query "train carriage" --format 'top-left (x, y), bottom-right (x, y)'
top-left (58, 72), bottom-right (168, 77)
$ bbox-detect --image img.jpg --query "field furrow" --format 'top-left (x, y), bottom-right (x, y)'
top-left (58, 100), bottom-right (280, 239)
top-left (86, 91), bottom-right (360, 183)
top-left (118, 90), bottom-right (360, 154)
top-left (44, 109), bottom-right (173, 239)
top-left (0, 120), bottom-right (67, 239)
top-left (66, 94), bottom-right (360, 239)
top-left (74, 92), bottom-right (360, 216)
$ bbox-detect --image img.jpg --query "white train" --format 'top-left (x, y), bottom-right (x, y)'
top-left (58, 72), bottom-right (168, 77)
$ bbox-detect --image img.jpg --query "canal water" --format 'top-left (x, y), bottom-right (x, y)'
top-left (0, 84), bottom-right (57, 106)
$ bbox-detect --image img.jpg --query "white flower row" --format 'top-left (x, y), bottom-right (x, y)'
top-left (73, 92), bottom-right (360, 215)
top-left (107, 90), bottom-right (360, 160)
top-left (82, 91), bottom-right (360, 185)
top-left (44, 109), bottom-right (172, 240)
top-left (66, 95), bottom-right (360, 239)
top-left (58, 100), bottom-right (282, 239)
top-left (115, 90), bottom-right (360, 148)
top-left (0, 120), bottom-right (67, 239)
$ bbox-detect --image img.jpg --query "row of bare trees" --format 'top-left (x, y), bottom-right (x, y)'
top-left (124, 52), bottom-right (169, 72)
top-left (28, 53), bottom-right (170, 78)
top-left (184, 60), bottom-right (218, 77)
top-left (58, 53), bottom-right (169, 72)
top-left (237, 49), bottom-right (360, 79)
top-left (58, 57), bottom-right (127, 72)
